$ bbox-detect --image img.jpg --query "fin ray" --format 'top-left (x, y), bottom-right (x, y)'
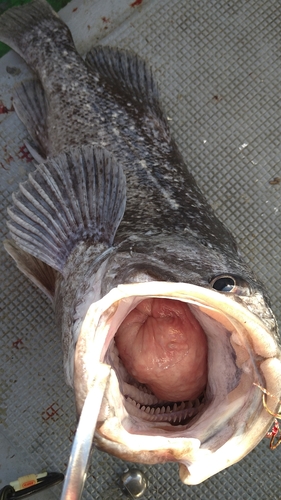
top-left (86, 46), bottom-right (166, 123)
top-left (7, 145), bottom-right (126, 272)
top-left (13, 80), bottom-right (49, 159)
top-left (10, 189), bottom-right (68, 244)
top-left (13, 185), bottom-right (69, 241)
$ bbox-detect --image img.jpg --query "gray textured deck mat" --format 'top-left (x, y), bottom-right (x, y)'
top-left (0, 0), bottom-right (281, 498)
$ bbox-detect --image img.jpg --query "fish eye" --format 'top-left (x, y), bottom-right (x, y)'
top-left (209, 275), bottom-right (251, 295)
top-left (211, 276), bottom-right (235, 292)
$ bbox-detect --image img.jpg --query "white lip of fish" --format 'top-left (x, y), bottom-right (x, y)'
top-left (73, 281), bottom-right (281, 485)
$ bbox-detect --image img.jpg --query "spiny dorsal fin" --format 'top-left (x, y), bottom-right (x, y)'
top-left (4, 239), bottom-right (57, 300)
top-left (6, 145), bottom-right (126, 273)
top-left (86, 46), bottom-right (166, 122)
top-left (13, 79), bottom-right (48, 160)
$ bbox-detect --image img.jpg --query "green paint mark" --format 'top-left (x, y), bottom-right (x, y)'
top-left (0, 0), bottom-right (72, 58)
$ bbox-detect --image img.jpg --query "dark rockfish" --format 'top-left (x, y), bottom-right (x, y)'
top-left (1, 0), bottom-right (281, 485)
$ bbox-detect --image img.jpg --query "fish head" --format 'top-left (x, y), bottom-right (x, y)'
top-left (73, 268), bottom-right (281, 484)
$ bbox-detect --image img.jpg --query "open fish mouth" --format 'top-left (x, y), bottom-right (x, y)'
top-left (73, 281), bottom-right (281, 485)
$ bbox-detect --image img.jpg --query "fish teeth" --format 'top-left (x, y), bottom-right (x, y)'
top-left (124, 390), bottom-right (205, 424)
top-left (123, 382), bottom-right (160, 405)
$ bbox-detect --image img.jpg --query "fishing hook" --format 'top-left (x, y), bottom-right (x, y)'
top-left (253, 383), bottom-right (281, 449)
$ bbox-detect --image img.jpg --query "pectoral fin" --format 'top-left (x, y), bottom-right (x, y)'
top-left (6, 144), bottom-right (126, 274)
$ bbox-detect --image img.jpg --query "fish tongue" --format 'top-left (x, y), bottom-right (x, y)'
top-left (115, 298), bottom-right (208, 402)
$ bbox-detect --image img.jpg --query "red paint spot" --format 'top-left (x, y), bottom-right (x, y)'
top-left (18, 145), bottom-right (33, 163)
top-left (12, 339), bottom-right (24, 349)
top-left (101, 16), bottom-right (110, 23)
top-left (72, 7), bottom-right (78, 12)
top-left (0, 101), bottom-right (9, 114)
top-left (130, 0), bottom-right (142, 6)
top-left (2, 145), bottom-right (14, 164)
top-left (42, 402), bottom-right (63, 421)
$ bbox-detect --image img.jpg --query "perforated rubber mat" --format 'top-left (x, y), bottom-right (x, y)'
top-left (0, 0), bottom-right (281, 498)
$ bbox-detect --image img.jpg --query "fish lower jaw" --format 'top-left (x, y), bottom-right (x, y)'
top-left (74, 282), bottom-right (281, 484)
top-left (94, 362), bottom-right (263, 485)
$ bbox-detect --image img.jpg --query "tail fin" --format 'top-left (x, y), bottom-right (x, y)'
top-left (0, 0), bottom-right (74, 62)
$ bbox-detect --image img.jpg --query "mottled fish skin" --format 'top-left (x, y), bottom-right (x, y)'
top-left (1, 0), bottom-right (281, 486)
top-left (0, 1), bottom-right (275, 287)
top-left (0, 0), bottom-right (252, 256)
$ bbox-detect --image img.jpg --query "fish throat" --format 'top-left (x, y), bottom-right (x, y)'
top-left (113, 297), bottom-right (208, 425)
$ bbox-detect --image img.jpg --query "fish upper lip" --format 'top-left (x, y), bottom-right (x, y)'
top-left (73, 281), bottom-right (281, 484)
